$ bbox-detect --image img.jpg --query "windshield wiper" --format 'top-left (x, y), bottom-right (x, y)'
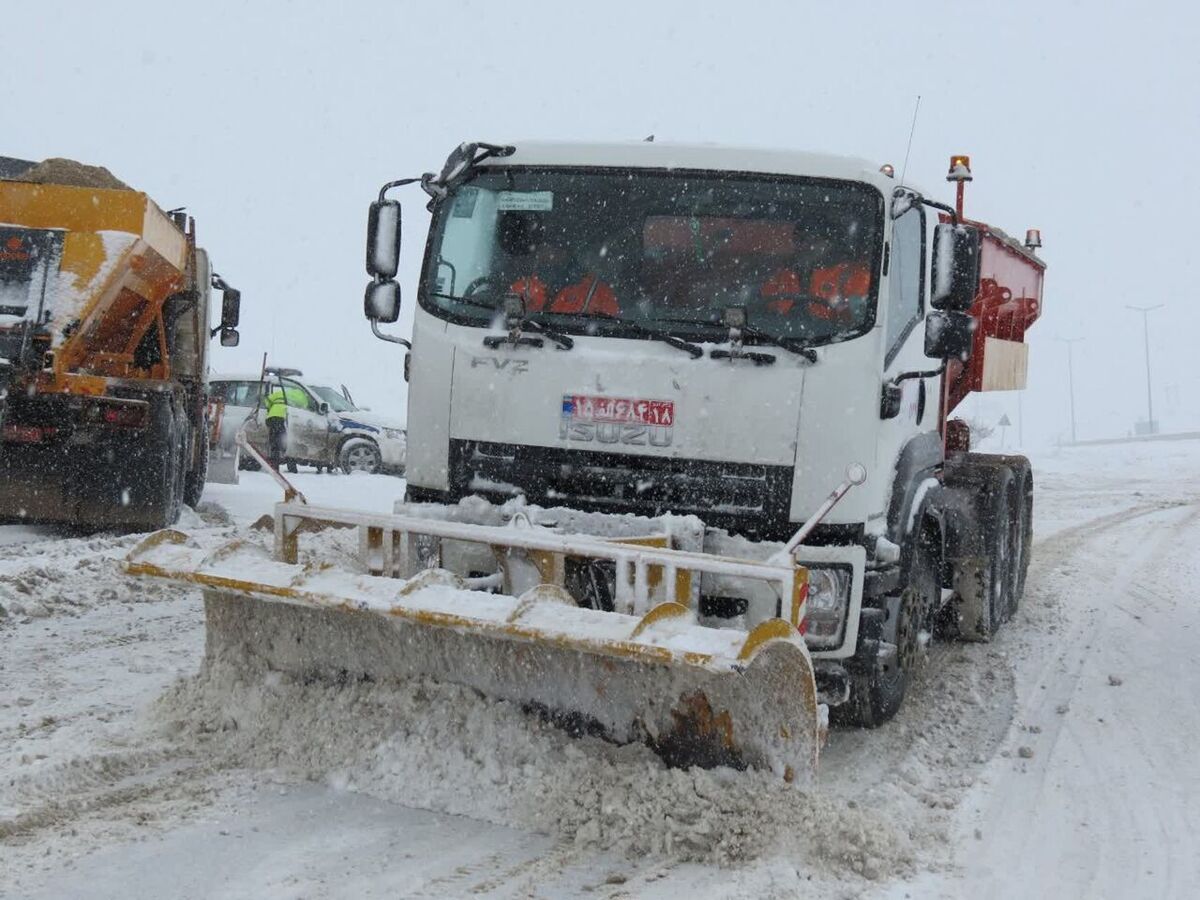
top-left (737, 326), bottom-right (818, 363)
top-left (655, 315), bottom-right (817, 364)
top-left (619, 320), bottom-right (704, 358)
top-left (430, 291), bottom-right (573, 350)
top-left (520, 316), bottom-right (574, 349)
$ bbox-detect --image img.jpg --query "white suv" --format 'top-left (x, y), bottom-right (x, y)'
top-left (210, 370), bottom-right (406, 475)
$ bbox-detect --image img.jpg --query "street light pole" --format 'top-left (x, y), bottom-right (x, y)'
top-left (1126, 304), bottom-right (1164, 435)
top-left (1056, 337), bottom-right (1082, 444)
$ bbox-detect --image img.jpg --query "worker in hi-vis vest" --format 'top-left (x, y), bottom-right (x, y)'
top-left (264, 381), bottom-right (289, 470)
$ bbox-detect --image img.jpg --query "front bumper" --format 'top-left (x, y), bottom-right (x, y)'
top-left (378, 435), bottom-right (407, 469)
top-left (403, 483), bottom-right (867, 663)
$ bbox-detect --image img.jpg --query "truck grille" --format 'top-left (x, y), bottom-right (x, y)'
top-left (449, 439), bottom-right (793, 536)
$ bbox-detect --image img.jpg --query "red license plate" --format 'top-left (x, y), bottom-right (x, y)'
top-left (562, 395), bottom-right (674, 427)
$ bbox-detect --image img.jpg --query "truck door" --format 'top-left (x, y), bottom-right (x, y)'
top-left (877, 205), bottom-right (938, 479)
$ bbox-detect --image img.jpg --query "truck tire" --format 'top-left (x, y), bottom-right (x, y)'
top-left (969, 454), bottom-right (1032, 608)
top-left (1016, 465), bottom-right (1033, 601)
top-left (339, 438), bottom-right (381, 474)
top-left (141, 399), bottom-right (185, 531)
top-left (838, 520), bottom-right (940, 727)
top-left (1006, 459), bottom-right (1033, 606)
top-left (183, 421), bottom-right (208, 508)
top-left (949, 464), bottom-right (1016, 641)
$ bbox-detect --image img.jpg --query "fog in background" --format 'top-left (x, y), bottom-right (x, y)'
top-left (7, 0), bottom-right (1198, 444)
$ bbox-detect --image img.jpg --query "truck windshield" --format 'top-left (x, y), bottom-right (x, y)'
top-left (421, 168), bottom-right (883, 347)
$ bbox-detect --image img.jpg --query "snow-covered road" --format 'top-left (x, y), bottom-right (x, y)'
top-left (3, 446), bottom-right (1198, 899)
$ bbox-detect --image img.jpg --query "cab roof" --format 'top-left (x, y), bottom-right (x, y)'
top-left (476, 140), bottom-right (900, 192)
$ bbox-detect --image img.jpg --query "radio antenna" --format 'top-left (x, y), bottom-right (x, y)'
top-left (899, 95), bottom-right (921, 185)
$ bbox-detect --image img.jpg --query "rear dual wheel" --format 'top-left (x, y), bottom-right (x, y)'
top-left (939, 457), bottom-right (1029, 641)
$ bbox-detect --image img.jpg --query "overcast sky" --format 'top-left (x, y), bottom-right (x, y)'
top-left (8, 0), bottom-right (1198, 443)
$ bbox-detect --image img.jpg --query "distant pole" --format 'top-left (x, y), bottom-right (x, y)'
top-left (1126, 304), bottom-right (1164, 435)
top-left (1056, 338), bottom-right (1083, 444)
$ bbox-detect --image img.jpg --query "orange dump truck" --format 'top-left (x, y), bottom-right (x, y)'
top-left (0, 157), bottom-right (241, 528)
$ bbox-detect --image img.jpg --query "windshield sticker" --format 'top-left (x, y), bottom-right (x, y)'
top-left (451, 187), bottom-right (480, 218)
top-left (560, 395), bottom-right (675, 447)
top-left (497, 191), bottom-right (554, 212)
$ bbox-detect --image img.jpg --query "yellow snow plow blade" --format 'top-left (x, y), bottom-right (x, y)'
top-left (124, 504), bottom-right (824, 780)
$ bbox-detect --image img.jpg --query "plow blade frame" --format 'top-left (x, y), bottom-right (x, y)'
top-left (125, 506), bottom-right (825, 779)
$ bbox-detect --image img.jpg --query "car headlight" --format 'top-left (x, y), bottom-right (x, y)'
top-left (383, 428), bottom-right (405, 441)
top-left (803, 566), bottom-right (851, 649)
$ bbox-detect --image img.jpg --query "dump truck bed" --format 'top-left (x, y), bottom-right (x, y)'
top-left (0, 179), bottom-right (189, 376)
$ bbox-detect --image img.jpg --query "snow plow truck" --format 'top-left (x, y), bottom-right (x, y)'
top-left (0, 157), bottom-right (242, 529)
top-left (126, 142), bottom-right (1044, 782)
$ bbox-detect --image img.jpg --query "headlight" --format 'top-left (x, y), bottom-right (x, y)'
top-left (383, 428), bottom-right (405, 441)
top-left (803, 566), bottom-right (851, 649)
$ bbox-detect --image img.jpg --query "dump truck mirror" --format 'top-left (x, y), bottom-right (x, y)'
top-left (930, 223), bottom-right (981, 311)
top-left (364, 279), bottom-right (401, 323)
top-left (366, 200), bottom-right (402, 279)
top-left (221, 288), bottom-right (241, 329)
top-left (219, 328), bottom-right (240, 348)
top-left (924, 310), bottom-right (974, 360)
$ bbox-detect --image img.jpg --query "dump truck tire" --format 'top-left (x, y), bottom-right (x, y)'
top-left (140, 400), bottom-right (185, 531)
top-left (183, 420), bottom-right (208, 509)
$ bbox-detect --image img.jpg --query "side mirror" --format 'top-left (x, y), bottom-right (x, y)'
top-left (219, 328), bottom-right (240, 348)
top-left (924, 310), bottom-right (974, 360)
top-left (364, 279), bottom-right (401, 323)
top-left (317, 401), bottom-right (330, 415)
top-left (930, 223), bottom-right (981, 311)
top-left (366, 200), bottom-right (402, 279)
top-left (221, 288), bottom-right (241, 329)
top-left (890, 188), bottom-right (919, 220)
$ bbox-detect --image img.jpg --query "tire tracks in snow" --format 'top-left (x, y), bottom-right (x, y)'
top-left (943, 495), bottom-right (1200, 898)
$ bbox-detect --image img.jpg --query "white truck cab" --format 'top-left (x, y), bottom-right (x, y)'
top-left (362, 141), bottom-right (1043, 725)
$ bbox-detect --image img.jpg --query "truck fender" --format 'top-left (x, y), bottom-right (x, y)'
top-left (885, 431), bottom-right (943, 544)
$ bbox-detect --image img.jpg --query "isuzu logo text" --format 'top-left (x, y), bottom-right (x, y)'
top-left (559, 395), bottom-right (674, 447)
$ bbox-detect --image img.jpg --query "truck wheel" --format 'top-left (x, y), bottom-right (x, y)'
top-left (142, 400), bottom-right (184, 530)
top-left (838, 522), bottom-right (939, 727)
top-left (339, 438), bottom-right (381, 474)
top-left (183, 424), bottom-right (208, 508)
top-left (953, 465), bottom-right (1016, 640)
top-left (1009, 460), bottom-right (1033, 607)
top-left (970, 454), bottom-right (1033, 610)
